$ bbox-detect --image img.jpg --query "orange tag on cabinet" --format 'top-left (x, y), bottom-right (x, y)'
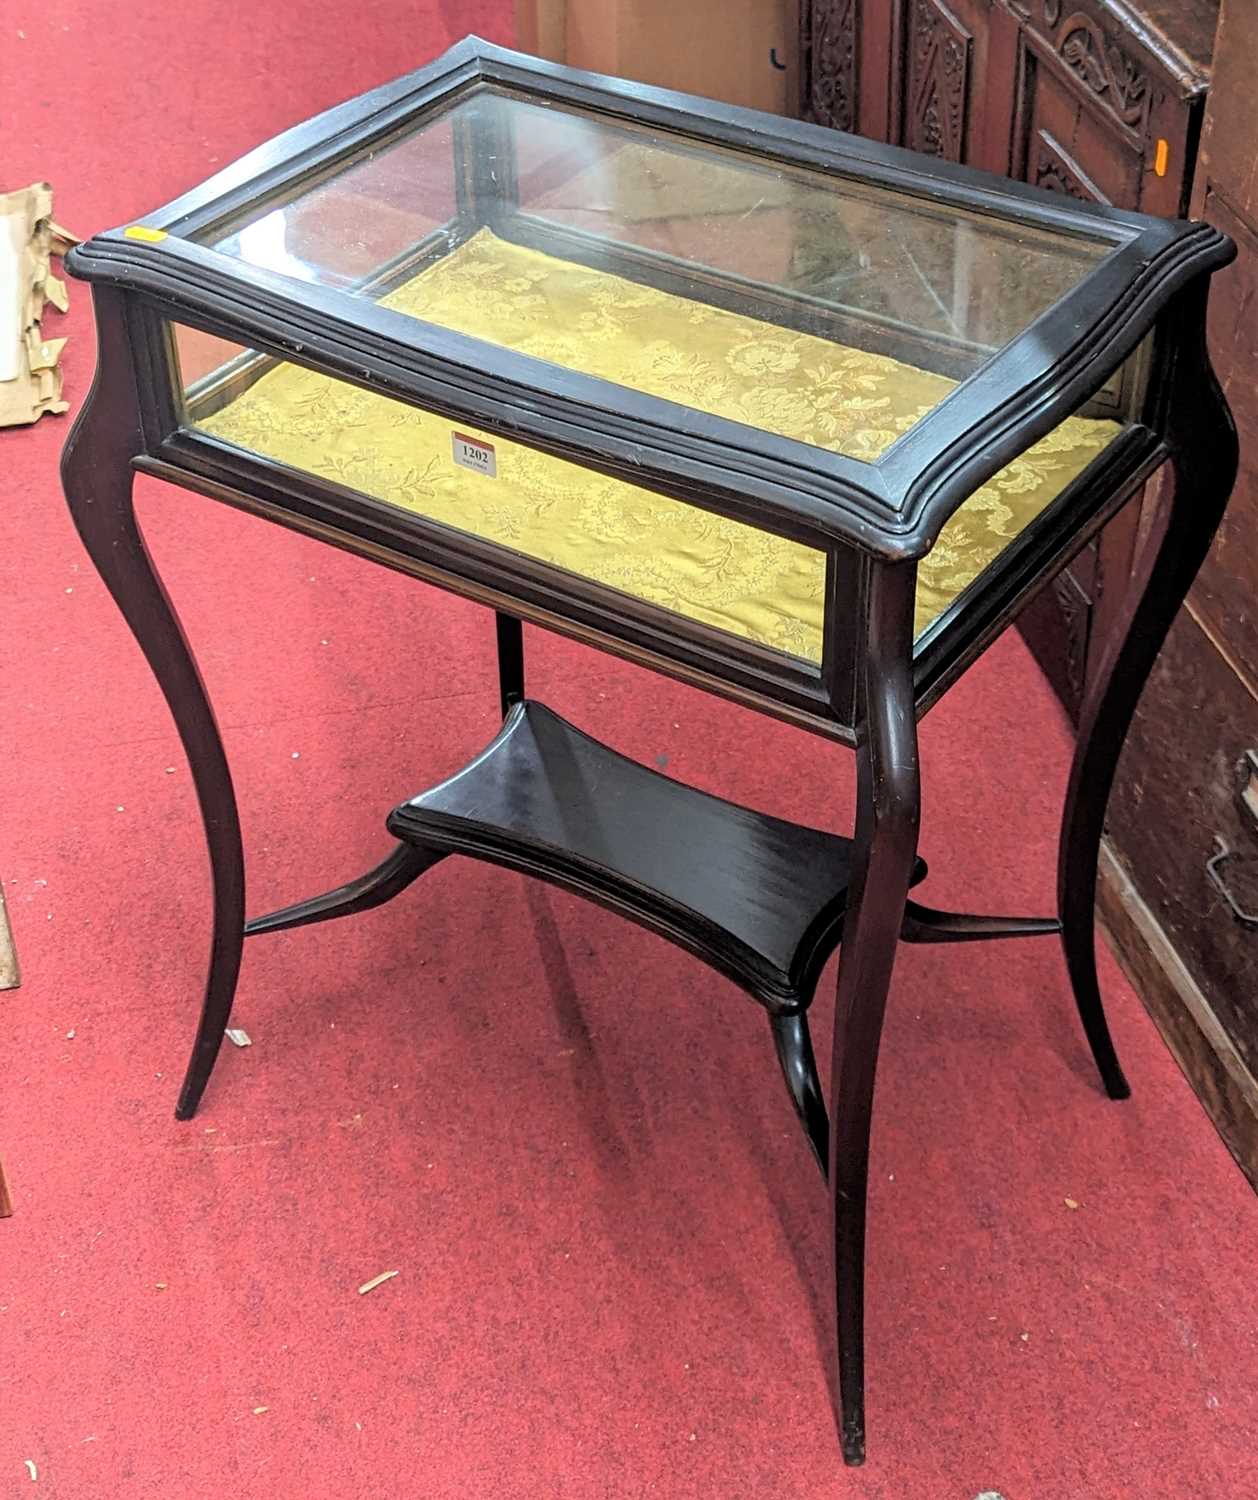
top-left (1154, 139), bottom-right (1169, 177)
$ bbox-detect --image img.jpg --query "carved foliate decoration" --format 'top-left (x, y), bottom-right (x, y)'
top-left (1053, 10), bottom-right (1152, 133)
top-left (1037, 153), bottom-right (1086, 199)
top-left (903, 0), bottom-right (972, 162)
top-left (1034, 143), bottom-right (1111, 205)
top-left (805, 0), bottom-right (858, 132)
top-left (1043, 0), bottom-right (1062, 24)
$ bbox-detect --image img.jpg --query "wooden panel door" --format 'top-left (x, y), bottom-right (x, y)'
top-left (1004, 2), bottom-right (1209, 720)
top-left (801, 0), bottom-right (861, 131)
top-left (898, 0), bottom-right (979, 158)
top-left (1010, 19), bottom-right (1147, 204)
top-left (814, 0), bottom-right (1016, 168)
top-left (901, 0), bottom-right (1023, 172)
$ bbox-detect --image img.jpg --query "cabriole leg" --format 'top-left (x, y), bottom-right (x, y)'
top-left (1058, 289), bottom-right (1237, 1101)
top-left (829, 563), bottom-right (921, 1467)
top-left (61, 289), bottom-right (245, 1121)
top-left (496, 611), bottom-right (524, 718)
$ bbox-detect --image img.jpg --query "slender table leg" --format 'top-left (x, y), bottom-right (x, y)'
top-left (769, 1012), bottom-right (829, 1177)
top-left (61, 289), bottom-right (246, 1121)
top-left (495, 611), bottom-right (524, 718)
top-left (244, 845), bottom-right (444, 936)
top-left (829, 564), bottom-right (921, 1467)
top-left (1059, 290), bottom-right (1238, 1100)
top-left (900, 902), bottom-right (1059, 942)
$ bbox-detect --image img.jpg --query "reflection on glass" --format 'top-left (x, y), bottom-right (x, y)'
top-left (210, 117), bottom-right (457, 289)
top-left (195, 85), bottom-right (1126, 446)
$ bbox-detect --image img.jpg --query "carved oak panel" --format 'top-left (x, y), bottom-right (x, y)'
top-left (902, 0), bottom-right (973, 161)
top-left (1012, 28), bottom-right (1141, 213)
top-left (803, 0), bottom-right (859, 132)
top-left (1033, 132), bottom-right (1111, 204)
top-left (1048, 8), bottom-right (1153, 137)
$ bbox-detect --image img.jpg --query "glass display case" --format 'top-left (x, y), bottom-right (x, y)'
top-left (61, 37), bottom-right (1236, 1468)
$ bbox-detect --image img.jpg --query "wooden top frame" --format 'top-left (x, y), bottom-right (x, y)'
top-left (66, 35), bottom-right (1232, 556)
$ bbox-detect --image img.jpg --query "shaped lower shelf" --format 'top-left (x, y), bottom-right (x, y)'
top-left (387, 700), bottom-right (926, 1011)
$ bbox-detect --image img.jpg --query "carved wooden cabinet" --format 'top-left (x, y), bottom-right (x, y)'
top-left (1103, 0), bottom-right (1258, 1188)
top-left (802, 0), bottom-right (1258, 1187)
top-left (800, 0), bottom-right (1218, 717)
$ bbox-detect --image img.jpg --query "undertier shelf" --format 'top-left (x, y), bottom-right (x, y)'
top-left (386, 700), bottom-right (926, 1010)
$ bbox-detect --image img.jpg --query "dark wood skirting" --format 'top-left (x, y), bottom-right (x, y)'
top-left (1098, 840), bottom-right (1258, 1191)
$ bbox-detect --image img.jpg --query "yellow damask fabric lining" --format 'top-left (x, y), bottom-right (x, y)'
top-left (197, 229), bottom-right (1120, 657)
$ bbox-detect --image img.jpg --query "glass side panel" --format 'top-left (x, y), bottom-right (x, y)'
top-left (210, 117), bottom-right (457, 290)
top-left (193, 85), bottom-right (1127, 455)
top-left (172, 323), bottom-right (1123, 655)
top-left (173, 326), bottom-right (831, 662)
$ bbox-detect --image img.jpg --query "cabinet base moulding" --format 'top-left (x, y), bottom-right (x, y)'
top-left (1098, 837), bottom-right (1258, 1191)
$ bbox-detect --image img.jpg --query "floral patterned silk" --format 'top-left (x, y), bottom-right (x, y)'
top-left (197, 229), bottom-right (1121, 658)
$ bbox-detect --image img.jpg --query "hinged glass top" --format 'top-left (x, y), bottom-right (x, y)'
top-left (194, 85), bottom-right (1123, 466)
top-left (164, 73), bottom-right (1139, 665)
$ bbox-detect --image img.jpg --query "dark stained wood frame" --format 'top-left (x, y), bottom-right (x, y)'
top-left (59, 35), bottom-right (1237, 1471)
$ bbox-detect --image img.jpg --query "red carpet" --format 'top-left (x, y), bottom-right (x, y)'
top-left (2, 4), bottom-right (1256, 1496)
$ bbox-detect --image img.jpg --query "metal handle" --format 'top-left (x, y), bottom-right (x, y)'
top-left (1206, 836), bottom-right (1258, 929)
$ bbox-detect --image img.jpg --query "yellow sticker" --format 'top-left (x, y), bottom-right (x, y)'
top-left (123, 225), bottom-right (168, 243)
